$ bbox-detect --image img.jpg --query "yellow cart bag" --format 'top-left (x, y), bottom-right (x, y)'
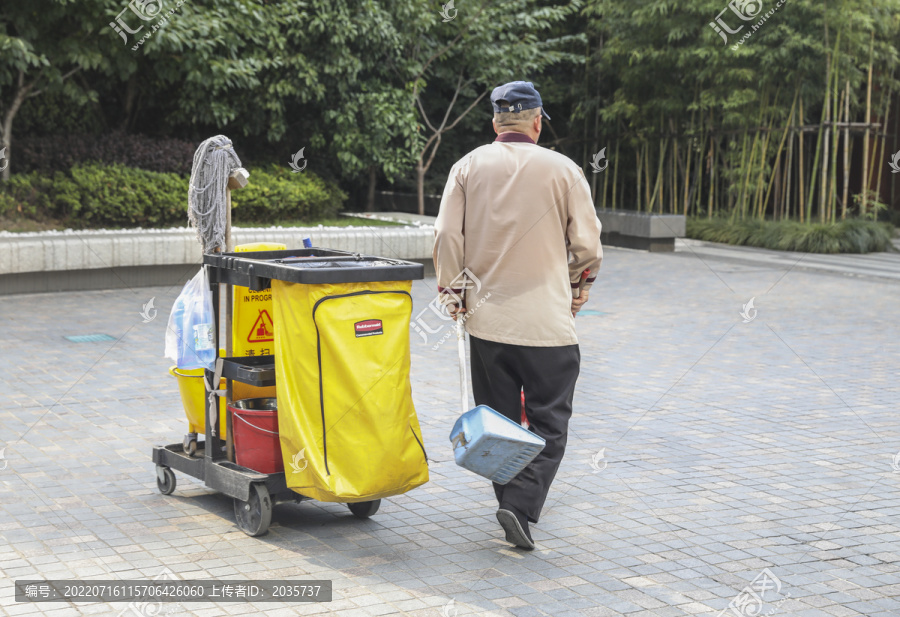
top-left (271, 279), bottom-right (429, 503)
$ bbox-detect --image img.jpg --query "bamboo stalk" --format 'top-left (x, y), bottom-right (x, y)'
top-left (644, 139), bottom-right (652, 211)
top-left (862, 30), bottom-right (875, 215)
top-left (720, 134), bottom-right (734, 214)
top-left (808, 21), bottom-right (836, 223)
top-left (647, 137), bottom-right (665, 213)
top-left (583, 40), bottom-right (592, 200)
top-left (842, 80), bottom-right (850, 219)
top-left (636, 145), bottom-right (643, 211)
top-left (873, 87), bottom-right (894, 214)
top-left (894, 90), bottom-right (900, 210)
top-left (821, 128), bottom-right (830, 223)
top-left (672, 124), bottom-right (679, 215)
top-left (735, 129), bottom-right (750, 220)
top-left (601, 140), bottom-right (610, 210)
top-left (658, 138), bottom-right (666, 214)
top-left (695, 120), bottom-right (706, 216)
top-left (611, 138), bottom-right (620, 210)
top-left (807, 96), bottom-right (828, 223)
top-left (739, 87), bottom-right (769, 220)
top-left (893, 88), bottom-right (899, 211)
top-left (683, 107), bottom-right (695, 215)
top-left (784, 84), bottom-right (800, 219)
top-left (798, 95), bottom-right (806, 222)
top-left (820, 35), bottom-right (835, 224)
top-left (707, 134), bottom-right (715, 218)
top-left (755, 105), bottom-right (776, 219)
top-left (683, 135), bottom-right (692, 216)
top-left (714, 134), bottom-right (721, 218)
top-left (774, 159), bottom-right (781, 220)
top-left (763, 90), bottom-right (798, 219)
top-left (743, 129), bottom-right (762, 219)
top-left (783, 114), bottom-right (794, 220)
top-left (828, 57), bottom-right (841, 223)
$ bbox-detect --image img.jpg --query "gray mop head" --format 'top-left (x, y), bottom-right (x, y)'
top-left (188, 135), bottom-right (243, 254)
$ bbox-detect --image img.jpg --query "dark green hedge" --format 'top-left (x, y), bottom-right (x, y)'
top-left (15, 132), bottom-right (198, 175)
top-left (687, 217), bottom-right (896, 254)
top-left (0, 164), bottom-right (346, 228)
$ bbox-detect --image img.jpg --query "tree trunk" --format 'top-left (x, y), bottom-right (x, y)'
top-left (1, 68), bottom-right (79, 180)
top-left (120, 74), bottom-right (138, 132)
top-left (416, 160), bottom-right (426, 216)
top-left (1, 100), bottom-right (26, 182)
top-left (366, 165), bottom-right (377, 212)
top-left (1, 74), bottom-right (32, 181)
top-left (1, 113), bottom-right (12, 182)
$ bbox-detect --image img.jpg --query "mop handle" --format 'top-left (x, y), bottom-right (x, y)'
top-left (457, 317), bottom-right (468, 415)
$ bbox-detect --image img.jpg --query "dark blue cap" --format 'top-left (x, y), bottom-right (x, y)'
top-left (490, 81), bottom-right (550, 121)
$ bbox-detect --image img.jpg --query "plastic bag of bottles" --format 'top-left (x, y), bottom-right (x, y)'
top-left (165, 268), bottom-right (216, 370)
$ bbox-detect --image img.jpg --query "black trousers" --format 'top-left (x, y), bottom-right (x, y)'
top-left (469, 335), bottom-right (580, 524)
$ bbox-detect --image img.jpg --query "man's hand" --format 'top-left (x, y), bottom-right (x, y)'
top-left (571, 289), bottom-right (590, 318)
top-left (448, 304), bottom-right (467, 322)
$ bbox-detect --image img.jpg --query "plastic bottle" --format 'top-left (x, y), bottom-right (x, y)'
top-left (190, 305), bottom-right (216, 370)
top-left (172, 297), bottom-right (187, 367)
top-left (178, 299), bottom-right (215, 370)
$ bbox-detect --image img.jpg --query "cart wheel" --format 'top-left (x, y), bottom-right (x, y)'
top-left (234, 483), bottom-right (272, 537)
top-left (156, 466), bottom-right (176, 495)
top-left (348, 499), bottom-right (381, 519)
top-left (183, 433), bottom-right (198, 457)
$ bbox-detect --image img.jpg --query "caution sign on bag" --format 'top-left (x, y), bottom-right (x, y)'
top-left (248, 309), bottom-right (275, 343)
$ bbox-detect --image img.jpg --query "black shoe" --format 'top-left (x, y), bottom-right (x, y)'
top-left (496, 507), bottom-right (535, 550)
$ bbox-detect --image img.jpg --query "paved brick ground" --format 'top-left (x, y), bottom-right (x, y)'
top-left (1, 244), bottom-right (899, 616)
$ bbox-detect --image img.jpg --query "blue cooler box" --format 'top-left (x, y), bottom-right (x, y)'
top-left (449, 405), bottom-right (546, 485)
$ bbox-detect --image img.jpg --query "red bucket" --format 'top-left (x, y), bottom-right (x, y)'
top-left (229, 398), bottom-right (284, 474)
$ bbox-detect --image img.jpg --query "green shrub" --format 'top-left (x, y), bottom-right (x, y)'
top-left (0, 163), bottom-right (346, 229)
top-left (0, 191), bottom-right (17, 219)
top-left (0, 171), bottom-right (64, 221)
top-left (0, 164), bottom-right (188, 227)
top-left (230, 165), bottom-right (346, 224)
top-left (71, 164), bottom-right (189, 227)
top-left (687, 217), bottom-right (896, 254)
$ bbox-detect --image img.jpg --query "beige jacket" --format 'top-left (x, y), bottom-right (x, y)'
top-left (433, 134), bottom-right (603, 347)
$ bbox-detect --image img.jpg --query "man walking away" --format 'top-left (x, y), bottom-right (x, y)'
top-left (433, 81), bottom-right (603, 550)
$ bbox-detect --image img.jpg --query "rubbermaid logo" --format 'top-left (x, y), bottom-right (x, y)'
top-left (355, 319), bottom-right (384, 337)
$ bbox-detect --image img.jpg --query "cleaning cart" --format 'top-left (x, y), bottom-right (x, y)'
top-left (152, 247), bottom-right (427, 536)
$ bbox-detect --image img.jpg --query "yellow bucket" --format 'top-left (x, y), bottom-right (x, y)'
top-left (170, 366), bottom-right (228, 438)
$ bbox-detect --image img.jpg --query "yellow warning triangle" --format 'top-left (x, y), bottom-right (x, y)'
top-left (247, 309), bottom-right (274, 343)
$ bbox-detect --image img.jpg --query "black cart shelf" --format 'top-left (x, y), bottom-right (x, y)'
top-left (152, 248), bottom-right (424, 536)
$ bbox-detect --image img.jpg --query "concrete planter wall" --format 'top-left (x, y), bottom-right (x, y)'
top-left (0, 226), bottom-right (435, 295)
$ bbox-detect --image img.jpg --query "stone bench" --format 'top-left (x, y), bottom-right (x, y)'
top-left (595, 208), bottom-right (685, 252)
